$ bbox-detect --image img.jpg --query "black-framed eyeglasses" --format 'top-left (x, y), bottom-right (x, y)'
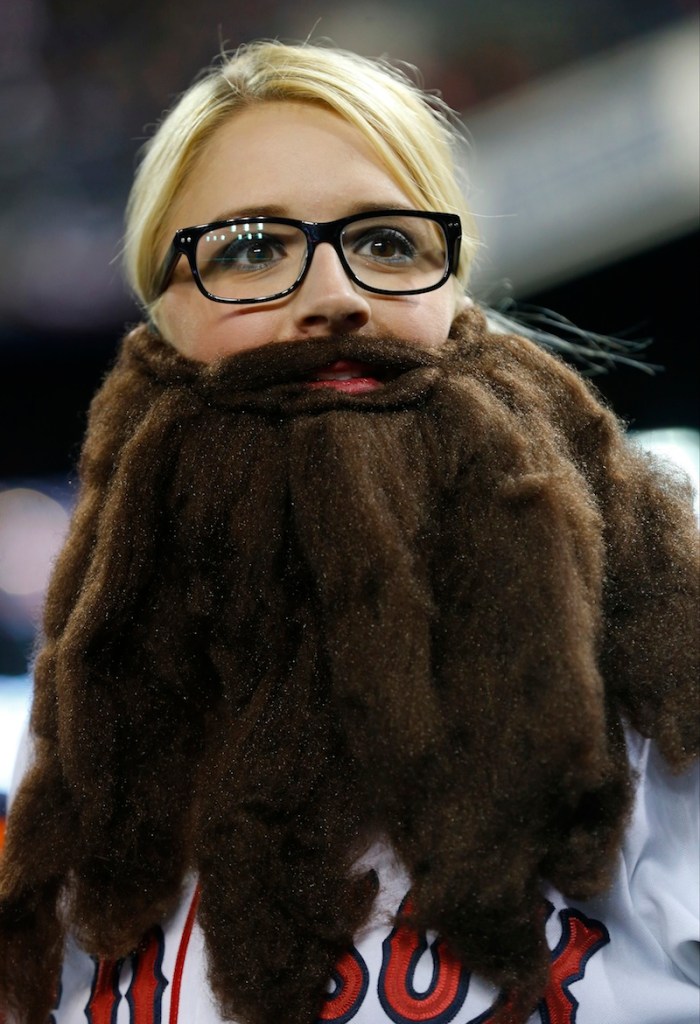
top-left (155, 209), bottom-right (462, 304)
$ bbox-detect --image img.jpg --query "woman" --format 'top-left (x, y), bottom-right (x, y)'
top-left (1, 40), bottom-right (697, 1024)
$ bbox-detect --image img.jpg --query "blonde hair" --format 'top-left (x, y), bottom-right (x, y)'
top-left (124, 39), bottom-right (478, 321)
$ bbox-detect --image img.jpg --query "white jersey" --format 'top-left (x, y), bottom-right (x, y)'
top-left (16, 729), bottom-right (700, 1024)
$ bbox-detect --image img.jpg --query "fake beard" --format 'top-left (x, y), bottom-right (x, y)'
top-left (0, 307), bottom-right (697, 1024)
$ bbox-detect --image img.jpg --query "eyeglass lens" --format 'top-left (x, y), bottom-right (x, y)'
top-left (194, 214), bottom-right (449, 301)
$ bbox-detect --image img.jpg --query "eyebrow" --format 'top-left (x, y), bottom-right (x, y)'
top-left (205, 200), bottom-right (418, 224)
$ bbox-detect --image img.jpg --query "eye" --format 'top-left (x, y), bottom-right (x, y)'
top-left (350, 227), bottom-right (417, 264)
top-left (213, 231), bottom-right (287, 273)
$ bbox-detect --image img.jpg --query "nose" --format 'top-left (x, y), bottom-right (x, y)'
top-left (290, 242), bottom-right (371, 336)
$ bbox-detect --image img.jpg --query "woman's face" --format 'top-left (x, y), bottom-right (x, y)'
top-left (157, 101), bottom-right (466, 363)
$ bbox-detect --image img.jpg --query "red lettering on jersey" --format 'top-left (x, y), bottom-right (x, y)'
top-left (378, 898), bottom-right (469, 1023)
top-left (475, 906), bottom-right (609, 1024)
top-left (318, 945), bottom-right (369, 1023)
top-left (125, 927), bottom-right (168, 1024)
top-left (86, 928), bottom-right (168, 1024)
top-left (538, 909), bottom-right (608, 1024)
top-left (86, 957), bottom-right (123, 1024)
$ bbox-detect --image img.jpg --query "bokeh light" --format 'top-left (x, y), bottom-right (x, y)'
top-left (0, 487), bottom-right (69, 596)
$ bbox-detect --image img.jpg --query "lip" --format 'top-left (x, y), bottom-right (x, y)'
top-left (303, 359), bottom-right (384, 393)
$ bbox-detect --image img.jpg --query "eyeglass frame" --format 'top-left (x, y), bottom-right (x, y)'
top-left (155, 209), bottom-right (463, 304)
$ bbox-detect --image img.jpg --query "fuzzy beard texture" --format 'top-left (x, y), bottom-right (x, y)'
top-left (0, 306), bottom-right (698, 1024)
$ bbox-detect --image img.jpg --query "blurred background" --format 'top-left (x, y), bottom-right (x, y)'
top-left (1, 0), bottom-right (699, 803)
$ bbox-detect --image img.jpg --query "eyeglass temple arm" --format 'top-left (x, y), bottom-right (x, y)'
top-left (154, 239), bottom-right (184, 299)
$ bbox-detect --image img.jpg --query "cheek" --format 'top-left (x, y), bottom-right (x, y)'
top-left (157, 292), bottom-right (283, 363)
top-left (157, 291), bottom-right (211, 359)
top-left (389, 290), bottom-right (459, 351)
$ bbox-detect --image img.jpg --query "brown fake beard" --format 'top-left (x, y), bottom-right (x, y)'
top-left (0, 307), bottom-right (698, 1024)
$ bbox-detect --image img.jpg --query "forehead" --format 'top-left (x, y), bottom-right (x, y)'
top-left (167, 101), bottom-right (416, 233)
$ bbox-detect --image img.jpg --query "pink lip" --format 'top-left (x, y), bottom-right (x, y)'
top-left (303, 359), bottom-right (384, 393)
